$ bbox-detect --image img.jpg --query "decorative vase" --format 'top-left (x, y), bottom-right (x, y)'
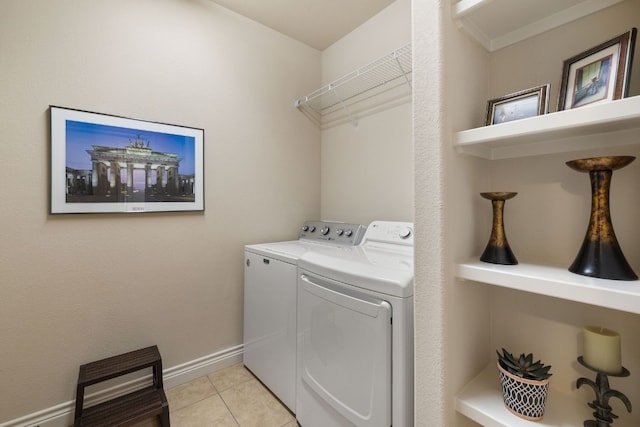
top-left (566, 156), bottom-right (637, 281)
top-left (480, 192), bottom-right (518, 265)
top-left (497, 362), bottom-right (550, 421)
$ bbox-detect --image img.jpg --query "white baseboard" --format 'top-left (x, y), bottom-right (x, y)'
top-left (0, 345), bottom-right (243, 427)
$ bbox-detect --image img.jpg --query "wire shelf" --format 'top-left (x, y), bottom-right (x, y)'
top-left (295, 43), bottom-right (412, 113)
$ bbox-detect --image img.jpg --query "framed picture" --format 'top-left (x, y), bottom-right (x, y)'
top-left (50, 106), bottom-right (204, 214)
top-left (558, 28), bottom-right (637, 110)
top-left (485, 84), bottom-right (550, 126)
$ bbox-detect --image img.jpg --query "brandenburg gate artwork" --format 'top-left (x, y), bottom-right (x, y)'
top-left (66, 135), bottom-right (195, 203)
top-left (51, 106), bottom-right (203, 214)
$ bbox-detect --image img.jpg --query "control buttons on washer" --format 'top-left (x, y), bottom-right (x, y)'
top-left (301, 225), bottom-right (309, 232)
top-left (336, 229), bottom-right (344, 236)
top-left (309, 226), bottom-right (316, 232)
top-left (399, 227), bottom-right (412, 239)
top-left (320, 227), bottom-right (330, 235)
top-left (344, 229), bottom-right (353, 237)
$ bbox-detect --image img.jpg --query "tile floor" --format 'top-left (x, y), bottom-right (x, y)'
top-left (133, 364), bottom-right (297, 427)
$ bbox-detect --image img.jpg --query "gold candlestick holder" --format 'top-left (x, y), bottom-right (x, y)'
top-left (566, 156), bottom-right (637, 280)
top-left (480, 192), bottom-right (518, 265)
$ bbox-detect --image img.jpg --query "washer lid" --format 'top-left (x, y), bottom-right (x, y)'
top-left (298, 245), bottom-right (414, 298)
top-left (245, 239), bottom-right (349, 264)
top-left (245, 241), bottom-right (310, 263)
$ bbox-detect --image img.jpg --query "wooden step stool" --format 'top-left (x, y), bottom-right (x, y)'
top-left (74, 345), bottom-right (170, 426)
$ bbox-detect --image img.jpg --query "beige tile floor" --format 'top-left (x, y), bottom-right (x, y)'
top-left (132, 364), bottom-right (297, 427)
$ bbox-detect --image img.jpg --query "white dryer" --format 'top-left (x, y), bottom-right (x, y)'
top-left (243, 221), bottom-right (366, 412)
top-left (296, 221), bottom-right (414, 427)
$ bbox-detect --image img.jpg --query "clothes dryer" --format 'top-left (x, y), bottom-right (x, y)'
top-left (296, 221), bottom-right (414, 427)
top-left (243, 221), bottom-right (365, 412)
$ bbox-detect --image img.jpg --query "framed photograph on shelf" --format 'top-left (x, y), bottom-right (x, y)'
top-left (50, 106), bottom-right (204, 214)
top-left (485, 84), bottom-right (550, 126)
top-left (558, 28), bottom-right (637, 111)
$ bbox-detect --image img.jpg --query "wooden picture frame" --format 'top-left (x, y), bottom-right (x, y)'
top-left (485, 84), bottom-right (550, 126)
top-left (50, 106), bottom-right (204, 214)
top-left (558, 28), bottom-right (637, 110)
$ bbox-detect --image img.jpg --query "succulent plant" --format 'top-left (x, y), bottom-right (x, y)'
top-left (497, 348), bottom-right (552, 381)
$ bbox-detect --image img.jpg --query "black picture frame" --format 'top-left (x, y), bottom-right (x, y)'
top-left (50, 106), bottom-right (204, 214)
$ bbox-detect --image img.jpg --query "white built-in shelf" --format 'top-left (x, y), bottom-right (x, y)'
top-left (454, 96), bottom-right (640, 159)
top-left (452, 0), bottom-right (625, 52)
top-left (455, 260), bottom-right (640, 315)
top-left (453, 2), bottom-right (638, 427)
top-left (456, 364), bottom-right (589, 427)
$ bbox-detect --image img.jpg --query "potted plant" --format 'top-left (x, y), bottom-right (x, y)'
top-left (496, 348), bottom-right (553, 421)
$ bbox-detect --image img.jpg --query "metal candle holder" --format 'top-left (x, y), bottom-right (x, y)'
top-left (577, 356), bottom-right (632, 427)
top-left (565, 156), bottom-right (637, 280)
top-left (479, 192), bottom-right (518, 265)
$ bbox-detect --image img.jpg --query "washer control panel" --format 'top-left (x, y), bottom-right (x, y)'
top-left (362, 221), bottom-right (414, 247)
top-left (299, 221), bottom-right (366, 245)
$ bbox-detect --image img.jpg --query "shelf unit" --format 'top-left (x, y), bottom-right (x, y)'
top-left (453, 97), bottom-right (640, 424)
top-left (455, 112), bottom-right (640, 427)
top-left (451, 1), bottom-right (640, 422)
top-left (452, 0), bottom-right (625, 51)
top-left (294, 43), bottom-right (412, 126)
top-left (454, 95), bottom-right (640, 159)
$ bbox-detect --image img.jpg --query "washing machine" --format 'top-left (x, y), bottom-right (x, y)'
top-left (243, 220), bottom-right (366, 412)
top-left (296, 221), bottom-right (414, 427)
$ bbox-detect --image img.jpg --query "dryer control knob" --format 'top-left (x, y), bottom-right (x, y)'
top-left (320, 227), bottom-right (330, 235)
top-left (399, 227), bottom-right (412, 239)
top-left (336, 229), bottom-right (344, 236)
top-left (344, 229), bottom-right (353, 237)
top-left (301, 225), bottom-right (309, 232)
top-left (309, 226), bottom-right (316, 232)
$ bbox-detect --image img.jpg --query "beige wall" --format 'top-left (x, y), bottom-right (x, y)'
top-left (321, 0), bottom-right (411, 82)
top-left (319, 0), bottom-right (413, 225)
top-left (0, 0), bottom-right (320, 421)
top-left (414, 1), bottom-right (640, 426)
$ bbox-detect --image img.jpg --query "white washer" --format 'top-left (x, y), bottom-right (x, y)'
top-left (243, 221), bottom-right (366, 412)
top-left (296, 221), bottom-right (414, 427)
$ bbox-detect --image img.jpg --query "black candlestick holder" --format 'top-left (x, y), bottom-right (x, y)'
top-left (577, 356), bottom-right (632, 427)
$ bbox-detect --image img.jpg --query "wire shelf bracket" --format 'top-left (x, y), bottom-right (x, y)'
top-left (295, 43), bottom-right (412, 127)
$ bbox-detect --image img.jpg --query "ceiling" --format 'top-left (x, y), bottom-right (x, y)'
top-left (211, 0), bottom-right (396, 50)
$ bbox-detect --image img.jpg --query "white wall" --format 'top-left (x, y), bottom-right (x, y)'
top-left (319, 0), bottom-right (413, 225)
top-left (0, 0), bottom-right (320, 422)
top-left (414, 0), bottom-right (490, 425)
top-left (321, 0), bottom-right (412, 81)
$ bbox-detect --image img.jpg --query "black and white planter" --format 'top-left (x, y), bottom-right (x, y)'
top-left (497, 362), bottom-right (550, 421)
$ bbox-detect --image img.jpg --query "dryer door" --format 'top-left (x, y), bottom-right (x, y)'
top-left (297, 270), bottom-right (392, 427)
